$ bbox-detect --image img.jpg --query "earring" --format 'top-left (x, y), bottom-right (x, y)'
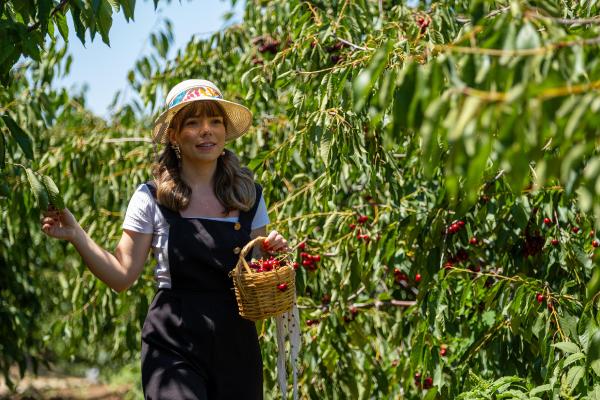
top-left (172, 143), bottom-right (181, 159)
top-left (221, 150), bottom-right (226, 157)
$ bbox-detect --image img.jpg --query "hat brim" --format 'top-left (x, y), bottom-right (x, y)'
top-left (153, 97), bottom-right (253, 144)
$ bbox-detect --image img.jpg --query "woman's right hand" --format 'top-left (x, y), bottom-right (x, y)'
top-left (41, 206), bottom-right (81, 242)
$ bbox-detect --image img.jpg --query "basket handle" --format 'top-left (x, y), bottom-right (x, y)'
top-left (236, 236), bottom-right (267, 275)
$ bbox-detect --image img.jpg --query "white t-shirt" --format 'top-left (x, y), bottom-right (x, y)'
top-left (122, 183), bottom-right (269, 288)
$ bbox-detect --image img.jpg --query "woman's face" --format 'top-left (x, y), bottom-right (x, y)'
top-left (174, 108), bottom-right (227, 164)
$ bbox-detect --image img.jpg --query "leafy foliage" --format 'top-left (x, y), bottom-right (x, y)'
top-left (1, 0), bottom-right (600, 398)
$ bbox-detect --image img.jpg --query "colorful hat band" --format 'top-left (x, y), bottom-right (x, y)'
top-left (168, 85), bottom-right (223, 108)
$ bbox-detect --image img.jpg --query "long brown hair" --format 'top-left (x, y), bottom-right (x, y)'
top-left (151, 101), bottom-right (256, 214)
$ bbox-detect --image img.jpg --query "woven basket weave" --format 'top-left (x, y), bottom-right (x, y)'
top-left (230, 236), bottom-right (296, 321)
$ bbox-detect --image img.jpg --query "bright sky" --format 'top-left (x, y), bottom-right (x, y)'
top-left (59, 0), bottom-right (245, 117)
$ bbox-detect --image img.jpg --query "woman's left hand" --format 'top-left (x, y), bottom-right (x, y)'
top-left (262, 230), bottom-right (289, 254)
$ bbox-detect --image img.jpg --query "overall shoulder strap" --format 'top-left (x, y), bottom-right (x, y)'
top-left (238, 183), bottom-right (263, 232)
top-left (144, 181), bottom-right (179, 220)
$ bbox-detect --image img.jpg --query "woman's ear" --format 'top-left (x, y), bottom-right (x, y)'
top-left (167, 127), bottom-right (176, 145)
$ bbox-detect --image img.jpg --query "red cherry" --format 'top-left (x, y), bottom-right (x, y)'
top-left (415, 273), bottom-right (422, 283)
top-left (300, 252), bottom-right (309, 259)
top-left (543, 217), bottom-right (552, 225)
top-left (468, 264), bottom-right (482, 273)
top-left (469, 237), bottom-right (478, 245)
top-left (572, 226), bottom-right (580, 234)
top-left (440, 347), bottom-right (447, 357)
top-left (277, 282), bottom-right (288, 291)
top-left (298, 241), bottom-right (306, 250)
top-left (547, 301), bottom-right (554, 310)
top-left (357, 215), bottom-right (369, 224)
top-left (292, 262), bottom-right (299, 270)
top-left (302, 259), bottom-right (313, 267)
top-left (593, 240), bottom-right (599, 248)
top-left (262, 239), bottom-right (271, 250)
top-left (349, 306), bottom-right (359, 315)
top-left (536, 293), bottom-right (544, 304)
top-left (311, 254), bottom-right (321, 262)
top-left (423, 377), bottom-right (433, 389)
top-left (349, 223), bottom-right (356, 230)
top-left (457, 220), bottom-right (465, 227)
top-left (414, 372), bottom-right (421, 380)
top-left (551, 239), bottom-right (559, 246)
top-left (443, 261), bottom-right (453, 270)
top-left (306, 319), bottom-right (318, 326)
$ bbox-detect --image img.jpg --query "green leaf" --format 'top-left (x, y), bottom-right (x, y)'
top-left (25, 168), bottom-right (49, 211)
top-left (0, 132), bottom-right (4, 170)
top-left (353, 40), bottom-right (392, 112)
top-left (54, 12), bottom-right (69, 42)
top-left (120, 0), bottom-right (136, 21)
top-left (448, 97), bottom-right (481, 142)
top-left (552, 342), bottom-right (580, 354)
top-left (70, 4), bottom-right (87, 44)
top-left (516, 23), bottom-right (541, 50)
top-left (1, 115), bottom-right (34, 159)
top-left (97, 0), bottom-right (113, 45)
top-left (529, 384), bottom-right (552, 395)
top-left (40, 175), bottom-right (65, 210)
top-left (586, 329), bottom-right (600, 376)
top-left (563, 352), bottom-right (585, 368)
top-left (391, 62), bottom-right (416, 134)
top-left (564, 366), bottom-right (584, 393)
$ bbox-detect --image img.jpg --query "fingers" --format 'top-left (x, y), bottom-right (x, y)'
top-left (262, 230), bottom-right (289, 253)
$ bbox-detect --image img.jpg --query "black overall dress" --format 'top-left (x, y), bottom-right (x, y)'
top-left (141, 182), bottom-right (263, 400)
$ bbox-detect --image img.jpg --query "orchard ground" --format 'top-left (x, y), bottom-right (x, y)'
top-left (0, 363), bottom-right (139, 399)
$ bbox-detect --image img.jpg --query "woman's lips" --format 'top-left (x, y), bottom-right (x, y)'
top-left (195, 143), bottom-right (216, 152)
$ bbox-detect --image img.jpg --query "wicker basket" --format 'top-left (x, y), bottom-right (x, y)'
top-left (230, 236), bottom-right (296, 321)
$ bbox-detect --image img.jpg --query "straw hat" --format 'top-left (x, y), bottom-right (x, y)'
top-left (152, 79), bottom-right (253, 144)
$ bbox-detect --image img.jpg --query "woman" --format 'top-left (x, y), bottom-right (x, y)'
top-left (41, 79), bottom-right (288, 399)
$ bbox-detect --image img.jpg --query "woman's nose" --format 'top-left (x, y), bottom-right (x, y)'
top-left (198, 119), bottom-right (211, 134)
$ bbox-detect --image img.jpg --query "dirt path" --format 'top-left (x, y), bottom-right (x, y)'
top-left (0, 368), bottom-right (132, 400)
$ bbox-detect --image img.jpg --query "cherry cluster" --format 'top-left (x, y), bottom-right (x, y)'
top-left (415, 15), bottom-right (431, 34)
top-left (393, 268), bottom-right (421, 284)
top-left (343, 305), bottom-right (359, 323)
top-left (248, 257), bottom-right (290, 292)
top-left (252, 35), bottom-right (280, 54)
top-left (414, 373), bottom-right (433, 390)
top-left (249, 256), bottom-right (285, 273)
top-left (251, 35), bottom-right (281, 65)
top-left (445, 220), bottom-right (465, 235)
top-left (350, 214), bottom-right (371, 242)
top-left (325, 41), bottom-right (347, 65)
top-left (393, 268), bottom-right (408, 284)
top-left (297, 241), bottom-right (321, 272)
top-left (535, 293), bottom-right (554, 310)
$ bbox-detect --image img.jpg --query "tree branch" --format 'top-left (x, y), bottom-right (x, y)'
top-left (103, 137), bottom-right (153, 143)
top-left (527, 10), bottom-right (600, 25)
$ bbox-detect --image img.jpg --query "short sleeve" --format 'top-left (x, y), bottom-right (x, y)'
top-left (122, 184), bottom-right (155, 234)
top-left (251, 194), bottom-right (270, 230)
